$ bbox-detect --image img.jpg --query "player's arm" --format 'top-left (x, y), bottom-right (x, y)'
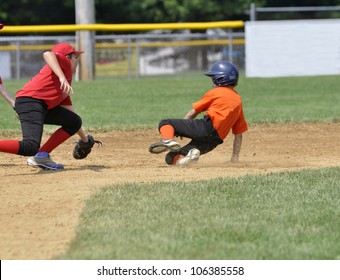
top-left (184, 108), bottom-right (198, 119)
top-left (0, 84), bottom-right (15, 108)
top-left (75, 127), bottom-right (90, 142)
top-left (231, 133), bottom-right (242, 163)
top-left (60, 104), bottom-right (89, 142)
top-left (43, 51), bottom-right (73, 95)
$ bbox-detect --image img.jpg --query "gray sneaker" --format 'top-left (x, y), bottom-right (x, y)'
top-left (149, 139), bottom-right (181, 154)
top-left (27, 152), bottom-right (64, 170)
top-left (176, 148), bottom-right (200, 166)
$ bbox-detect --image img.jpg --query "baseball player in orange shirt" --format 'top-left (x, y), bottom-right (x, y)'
top-left (149, 61), bottom-right (248, 166)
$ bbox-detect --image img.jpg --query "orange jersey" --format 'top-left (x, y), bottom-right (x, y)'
top-left (192, 87), bottom-right (248, 139)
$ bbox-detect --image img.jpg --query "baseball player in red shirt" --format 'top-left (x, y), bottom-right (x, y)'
top-left (0, 42), bottom-right (93, 170)
top-left (149, 61), bottom-right (248, 166)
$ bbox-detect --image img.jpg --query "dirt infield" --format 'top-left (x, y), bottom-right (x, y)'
top-left (1, 123), bottom-right (340, 260)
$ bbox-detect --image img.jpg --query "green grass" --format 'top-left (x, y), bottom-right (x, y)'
top-left (2, 73), bottom-right (340, 260)
top-left (2, 73), bottom-right (340, 131)
top-left (240, 75), bottom-right (340, 124)
top-left (57, 168), bottom-right (340, 260)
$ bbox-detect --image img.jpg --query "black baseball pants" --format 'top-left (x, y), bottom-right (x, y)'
top-left (15, 97), bottom-right (82, 156)
top-left (159, 115), bottom-right (223, 156)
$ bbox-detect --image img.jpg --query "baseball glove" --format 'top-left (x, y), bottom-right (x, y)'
top-left (73, 134), bottom-right (102, 159)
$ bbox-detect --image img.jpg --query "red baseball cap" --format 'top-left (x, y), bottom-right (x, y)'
top-left (51, 42), bottom-right (84, 56)
top-left (0, 23), bottom-right (4, 30)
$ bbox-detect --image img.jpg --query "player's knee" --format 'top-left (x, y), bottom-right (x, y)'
top-left (165, 152), bottom-right (183, 165)
top-left (158, 119), bottom-right (171, 130)
top-left (165, 152), bottom-right (175, 165)
top-left (18, 140), bottom-right (40, 156)
top-left (63, 115), bottom-right (82, 136)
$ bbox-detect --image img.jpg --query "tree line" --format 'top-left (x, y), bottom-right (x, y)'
top-left (1, 0), bottom-right (340, 27)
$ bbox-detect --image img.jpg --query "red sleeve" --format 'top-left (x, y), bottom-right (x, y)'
top-left (0, 76), bottom-right (2, 84)
top-left (55, 53), bottom-right (73, 83)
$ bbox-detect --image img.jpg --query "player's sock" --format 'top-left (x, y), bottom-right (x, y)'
top-left (172, 154), bottom-right (184, 164)
top-left (39, 128), bottom-right (71, 153)
top-left (160, 125), bottom-right (175, 139)
top-left (0, 140), bottom-right (20, 154)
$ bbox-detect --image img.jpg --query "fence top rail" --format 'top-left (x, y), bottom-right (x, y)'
top-left (96, 32), bottom-right (245, 40)
top-left (0, 32), bottom-right (245, 43)
top-left (0, 21), bottom-right (244, 34)
top-left (0, 35), bottom-right (75, 42)
top-left (255, 6), bottom-right (340, 12)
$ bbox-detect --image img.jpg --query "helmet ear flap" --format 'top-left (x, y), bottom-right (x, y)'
top-left (212, 75), bottom-right (225, 86)
top-left (215, 76), bottom-right (224, 84)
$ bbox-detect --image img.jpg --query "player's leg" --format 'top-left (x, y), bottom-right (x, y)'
top-left (149, 118), bottom-right (210, 154)
top-left (9, 97), bottom-right (60, 170)
top-left (149, 119), bottom-right (183, 154)
top-left (15, 97), bottom-right (45, 156)
top-left (164, 117), bottom-right (223, 166)
top-left (165, 149), bottom-right (200, 166)
top-left (27, 106), bottom-right (82, 170)
top-left (157, 118), bottom-right (206, 164)
top-left (40, 106), bottom-right (82, 153)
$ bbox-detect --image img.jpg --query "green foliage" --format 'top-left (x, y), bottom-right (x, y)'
top-left (254, 0), bottom-right (340, 20)
top-left (3, 0), bottom-right (340, 26)
top-left (94, 0), bottom-right (257, 23)
top-left (57, 167), bottom-right (340, 259)
top-left (0, 0), bottom-right (75, 25)
top-left (265, 0), bottom-right (340, 6)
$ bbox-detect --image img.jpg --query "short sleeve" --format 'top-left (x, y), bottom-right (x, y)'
top-left (232, 107), bottom-right (248, 134)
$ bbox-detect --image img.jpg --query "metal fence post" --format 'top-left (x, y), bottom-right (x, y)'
top-left (228, 29), bottom-right (233, 64)
top-left (127, 37), bottom-right (132, 80)
top-left (250, 2), bottom-right (256, 21)
top-left (15, 42), bottom-right (20, 80)
top-left (135, 39), bottom-right (140, 79)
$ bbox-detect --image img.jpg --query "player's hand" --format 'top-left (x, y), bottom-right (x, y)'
top-left (59, 77), bottom-right (74, 95)
top-left (231, 154), bottom-right (239, 163)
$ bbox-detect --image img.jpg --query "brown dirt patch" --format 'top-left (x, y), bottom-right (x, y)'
top-left (1, 123), bottom-right (340, 259)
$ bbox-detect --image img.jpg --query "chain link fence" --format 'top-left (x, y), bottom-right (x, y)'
top-left (0, 29), bottom-right (244, 80)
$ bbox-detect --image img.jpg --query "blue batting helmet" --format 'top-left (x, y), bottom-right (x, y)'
top-left (204, 61), bottom-right (239, 86)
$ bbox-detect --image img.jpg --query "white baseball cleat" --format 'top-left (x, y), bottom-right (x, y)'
top-left (27, 152), bottom-right (64, 170)
top-left (176, 148), bottom-right (200, 166)
top-left (149, 139), bottom-right (181, 154)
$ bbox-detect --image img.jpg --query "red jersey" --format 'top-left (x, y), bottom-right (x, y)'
top-left (0, 76), bottom-right (2, 84)
top-left (15, 53), bottom-right (73, 109)
top-left (192, 86), bottom-right (248, 140)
